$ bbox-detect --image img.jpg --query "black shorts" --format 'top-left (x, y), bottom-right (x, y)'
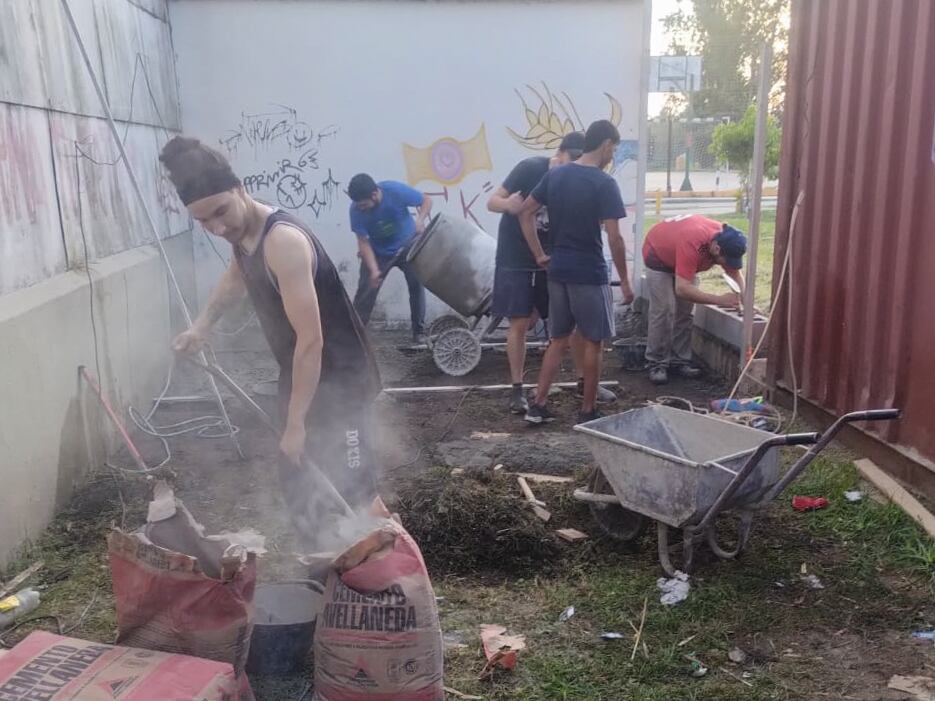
top-left (491, 268), bottom-right (549, 319)
top-left (277, 380), bottom-right (378, 513)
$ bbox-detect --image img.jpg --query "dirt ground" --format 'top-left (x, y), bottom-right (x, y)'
top-left (2, 328), bottom-right (933, 701)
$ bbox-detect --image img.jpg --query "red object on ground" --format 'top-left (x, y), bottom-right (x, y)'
top-left (792, 495), bottom-right (829, 512)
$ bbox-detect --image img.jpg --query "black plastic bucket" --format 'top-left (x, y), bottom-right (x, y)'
top-left (246, 581), bottom-right (323, 676)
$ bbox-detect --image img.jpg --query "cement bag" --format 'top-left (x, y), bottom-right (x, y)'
top-left (0, 631), bottom-right (248, 700)
top-left (108, 482), bottom-right (258, 675)
top-left (314, 499), bottom-right (443, 701)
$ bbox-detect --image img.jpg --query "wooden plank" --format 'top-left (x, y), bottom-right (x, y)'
top-left (517, 477), bottom-right (546, 507)
top-left (517, 476), bottom-right (550, 521)
top-left (516, 473), bottom-right (574, 484)
top-left (556, 528), bottom-right (589, 543)
top-left (0, 561), bottom-right (43, 600)
top-left (855, 459), bottom-right (935, 540)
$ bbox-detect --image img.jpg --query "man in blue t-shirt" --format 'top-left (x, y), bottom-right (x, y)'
top-left (348, 174), bottom-right (432, 341)
top-left (518, 120), bottom-right (635, 424)
top-left (487, 132), bottom-right (618, 415)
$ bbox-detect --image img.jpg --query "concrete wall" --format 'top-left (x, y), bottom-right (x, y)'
top-left (169, 0), bottom-right (651, 324)
top-left (0, 0), bottom-right (192, 566)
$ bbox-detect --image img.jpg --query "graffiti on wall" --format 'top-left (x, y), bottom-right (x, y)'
top-left (507, 83), bottom-right (636, 175)
top-left (401, 125), bottom-right (494, 227)
top-left (507, 83), bottom-right (623, 150)
top-left (219, 105), bottom-right (342, 218)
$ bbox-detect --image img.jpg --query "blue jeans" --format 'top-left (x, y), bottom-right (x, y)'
top-left (353, 256), bottom-right (426, 337)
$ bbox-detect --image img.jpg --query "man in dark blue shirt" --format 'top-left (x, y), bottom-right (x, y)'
top-left (487, 132), bottom-right (619, 414)
top-left (348, 174), bottom-right (432, 342)
top-left (518, 120), bottom-right (635, 424)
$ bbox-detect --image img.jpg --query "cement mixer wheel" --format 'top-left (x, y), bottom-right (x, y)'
top-left (428, 314), bottom-right (470, 338)
top-left (432, 328), bottom-right (482, 376)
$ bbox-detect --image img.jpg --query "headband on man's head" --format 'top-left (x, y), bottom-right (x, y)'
top-left (175, 167), bottom-right (241, 205)
top-left (159, 136), bottom-right (241, 205)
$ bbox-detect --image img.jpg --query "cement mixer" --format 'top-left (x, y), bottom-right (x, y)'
top-left (405, 213), bottom-right (527, 376)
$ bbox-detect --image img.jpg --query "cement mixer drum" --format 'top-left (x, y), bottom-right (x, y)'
top-left (406, 213), bottom-right (497, 318)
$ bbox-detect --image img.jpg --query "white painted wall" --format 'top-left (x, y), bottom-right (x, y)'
top-left (171, 0), bottom-right (650, 323)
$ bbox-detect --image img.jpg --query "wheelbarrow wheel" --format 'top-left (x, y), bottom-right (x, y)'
top-left (433, 328), bottom-right (482, 376)
top-left (586, 468), bottom-right (648, 542)
top-left (705, 510), bottom-right (755, 560)
top-left (428, 313), bottom-right (470, 338)
top-left (657, 522), bottom-right (697, 577)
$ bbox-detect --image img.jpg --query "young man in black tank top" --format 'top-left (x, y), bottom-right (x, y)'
top-left (159, 136), bottom-right (381, 523)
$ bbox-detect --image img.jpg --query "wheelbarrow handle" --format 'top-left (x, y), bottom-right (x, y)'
top-left (780, 432), bottom-right (821, 446)
top-left (843, 408), bottom-right (902, 422)
top-left (760, 407), bottom-right (901, 504)
top-left (695, 432), bottom-right (817, 532)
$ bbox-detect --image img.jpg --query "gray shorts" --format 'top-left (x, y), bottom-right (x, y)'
top-left (548, 280), bottom-right (615, 342)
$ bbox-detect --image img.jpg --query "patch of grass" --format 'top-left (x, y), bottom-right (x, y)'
top-left (0, 474), bottom-right (149, 647)
top-left (644, 210), bottom-right (776, 310)
top-left (784, 454), bottom-right (935, 586)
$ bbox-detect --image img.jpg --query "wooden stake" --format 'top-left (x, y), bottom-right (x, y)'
top-left (719, 667), bottom-right (754, 688)
top-left (855, 459), bottom-right (935, 539)
top-left (517, 477), bottom-right (551, 521)
top-left (631, 597), bottom-right (648, 661)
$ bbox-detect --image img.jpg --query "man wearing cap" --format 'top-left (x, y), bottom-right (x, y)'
top-left (642, 214), bottom-right (746, 385)
top-left (487, 132), bottom-right (618, 414)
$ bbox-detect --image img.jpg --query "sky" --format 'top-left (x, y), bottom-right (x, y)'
top-left (652, 0), bottom-right (685, 54)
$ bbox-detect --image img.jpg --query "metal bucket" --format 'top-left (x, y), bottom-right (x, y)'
top-left (246, 581), bottom-right (323, 676)
top-left (574, 405), bottom-right (780, 528)
top-left (406, 213), bottom-right (496, 317)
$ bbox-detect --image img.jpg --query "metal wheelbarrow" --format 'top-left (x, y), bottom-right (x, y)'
top-left (573, 404), bottom-right (900, 576)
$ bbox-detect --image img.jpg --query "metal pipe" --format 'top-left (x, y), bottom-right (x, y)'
top-left (573, 489), bottom-right (619, 504)
top-left (384, 380), bottom-right (620, 395)
top-left (741, 43), bottom-right (773, 368)
top-left (59, 0), bottom-right (242, 458)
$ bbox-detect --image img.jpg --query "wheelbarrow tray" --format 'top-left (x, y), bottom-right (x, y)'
top-left (574, 405), bottom-right (780, 528)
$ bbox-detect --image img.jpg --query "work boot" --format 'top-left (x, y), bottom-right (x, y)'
top-left (509, 385), bottom-right (529, 415)
top-left (674, 364), bottom-right (703, 379)
top-left (577, 379), bottom-right (618, 404)
top-left (524, 403), bottom-right (556, 425)
top-left (577, 408), bottom-right (604, 424)
top-left (649, 366), bottom-right (668, 385)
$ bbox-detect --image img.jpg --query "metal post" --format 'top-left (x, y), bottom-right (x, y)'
top-left (59, 0), bottom-right (243, 458)
top-left (679, 74), bottom-right (694, 192)
top-left (666, 116), bottom-right (673, 196)
top-left (741, 44), bottom-right (773, 369)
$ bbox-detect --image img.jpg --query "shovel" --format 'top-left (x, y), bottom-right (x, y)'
top-left (178, 353), bottom-right (356, 520)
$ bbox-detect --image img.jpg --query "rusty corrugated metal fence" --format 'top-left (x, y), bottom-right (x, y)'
top-left (770, 0), bottom-right (935, 466)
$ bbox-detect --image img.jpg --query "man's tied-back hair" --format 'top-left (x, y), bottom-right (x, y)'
top-left (159, 136), bottom-right (241, 205)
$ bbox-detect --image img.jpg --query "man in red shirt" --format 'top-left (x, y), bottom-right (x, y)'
top-left (642, 214), bottom-right (746, 384)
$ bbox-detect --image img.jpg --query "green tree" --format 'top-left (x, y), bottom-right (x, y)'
top-left (710, 105), bottom-right (780, 210)
top-left (663, 0), bottom-right (789, 119)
